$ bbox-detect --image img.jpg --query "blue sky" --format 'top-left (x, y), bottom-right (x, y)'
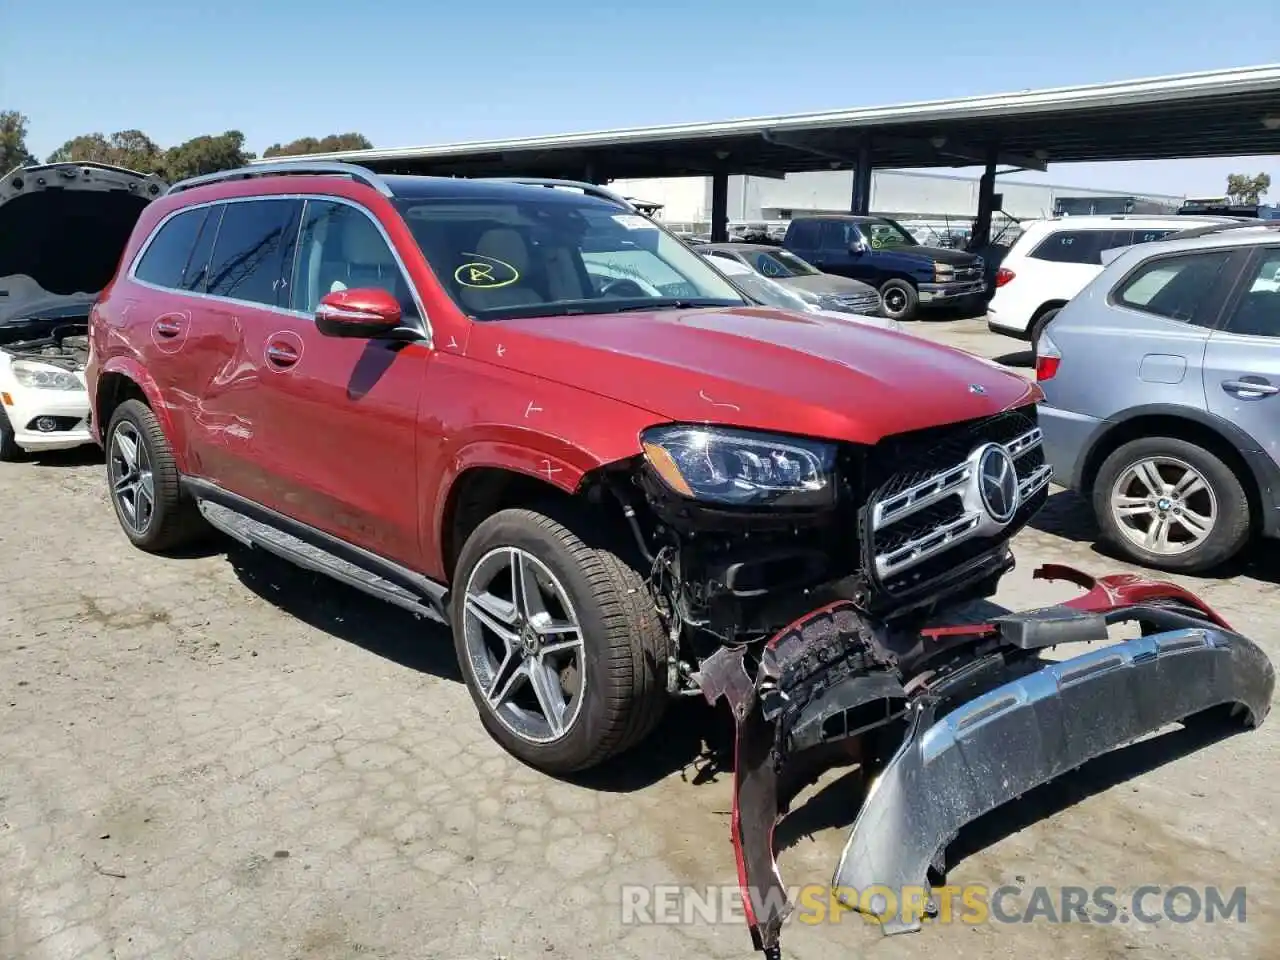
top-left (4, 0), bottom-right (1277, 197)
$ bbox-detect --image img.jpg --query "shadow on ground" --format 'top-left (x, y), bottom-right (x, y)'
top-left (26, 446), bottom-right (104, 468)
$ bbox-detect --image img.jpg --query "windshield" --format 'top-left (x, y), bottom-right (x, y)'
top-left (392, 195), bottom-right (746, 320)
top-left (864, 219), bottom-right (917, 249)
top-left (724, 270), bottom-right (812, 312)
top-left (752, 249), bottom-right (820, 278)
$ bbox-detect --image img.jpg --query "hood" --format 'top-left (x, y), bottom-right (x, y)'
top-left (904, 245), bottom-right (981, 265)
top-left (778, 273), bottom-right (879, 297)
top-left (0, 162), bottom-right (167, 325)
top-left (467, 306), bottom-right (1037, 446)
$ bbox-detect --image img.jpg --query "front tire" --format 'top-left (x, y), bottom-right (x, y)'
top-left (105, 399), bottom-right (206, 552)
top-left (450, 505), bottom-right (668, 774)
top-left (879, 279), bottom-right (919, 321)
top-left (1093, 437), bottom-right (1250, 573)
top-left (0, 407), bottom-right (24, 462)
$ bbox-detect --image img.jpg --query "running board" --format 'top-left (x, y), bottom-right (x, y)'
top-left (193, 495), bottom-right (449, 626)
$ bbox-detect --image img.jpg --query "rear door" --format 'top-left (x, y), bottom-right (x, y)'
top-left (783, 219), bottom-right (823, 265)
top-left (188, 197), bottom-right (305, 502)
top-left (1202, 244), bottom-right (1280, 465)
top-left (1025, 227), bottom-right (1130, 301)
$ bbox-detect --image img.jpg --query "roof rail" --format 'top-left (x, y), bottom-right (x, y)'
top-left (478, 177), bottom-right (638, 211)
top-left (165, 160), bottom-right (394, 198)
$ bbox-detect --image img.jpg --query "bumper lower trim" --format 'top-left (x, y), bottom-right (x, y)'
top-left (831, 623), bottom-right (1275, 933)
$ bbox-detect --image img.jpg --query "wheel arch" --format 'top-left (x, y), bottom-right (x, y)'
top-left (1078, 406), bottom-right (1275, 536)
top-left (93, 359), bottom-right (179, 461)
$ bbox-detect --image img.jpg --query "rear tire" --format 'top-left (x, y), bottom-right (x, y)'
top-left (1093, 436), bottom-right (1250, 574)
top-left (105, 399), bottom-right (206, 552)
top-left (1030, 307), bottom-right (1060, 353)
top-left (0, 407), bottom-right (24, 462)
top-left (450, 503), bottom-right (668, 774)
top-left (879, 279), bottom-right (919, 321)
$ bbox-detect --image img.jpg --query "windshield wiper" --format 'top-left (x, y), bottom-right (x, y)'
top-left (599, 298), bottom-right (743, 313)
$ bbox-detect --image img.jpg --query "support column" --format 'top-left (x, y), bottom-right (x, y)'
top-left (849, 142), bottom-right (873, 215)
top-left (711, 170), bottom-right (730, 242)
top-left (582, 159), bottom-right (598, 184)
top-left (971, 150), bottom-right (998, 251)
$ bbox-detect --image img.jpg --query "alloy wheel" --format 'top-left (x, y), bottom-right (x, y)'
top-left (109, 421), bottom-right (155, 535)
top-left (883, 288), bottom-right (907, 316)
top-left (1109, 456), bottom-right (1218, 556)
top-left (461, 547), bottom-right (587, 744)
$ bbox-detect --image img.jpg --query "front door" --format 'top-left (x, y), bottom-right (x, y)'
top-left (249, 196), bottom-right (429, 569)
top-left (1203, 244), bottom-right (1280, 469)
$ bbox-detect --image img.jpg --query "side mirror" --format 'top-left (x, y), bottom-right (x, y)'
top-left (315, 288), bottom-right (402, 338)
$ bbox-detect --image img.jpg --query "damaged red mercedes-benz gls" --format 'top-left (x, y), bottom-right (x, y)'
top-left (83, 162), bottom-right (1274, 959)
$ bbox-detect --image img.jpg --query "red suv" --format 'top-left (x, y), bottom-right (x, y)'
top-left (87, 163), bottom-right (1274, 958)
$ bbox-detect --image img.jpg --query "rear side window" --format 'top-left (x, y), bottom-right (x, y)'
top-left (206, 199), bottom-right (303, 306)
top-left (1131, 228), bottom-right (1177, 244)
top-left (1030, 229), bottom-right (1131, 265)
top-left (1220, 249), bottom-right (1280, 338)
top-left (1113, 250), bottom-right (1234, 323)
top-left (787, 220), bottom-right (821, 248)
top-left (133, 208), bottom-right (207, 289)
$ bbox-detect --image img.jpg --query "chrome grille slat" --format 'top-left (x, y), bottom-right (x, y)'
top-left (870, 425), bottom-right (1049, 580)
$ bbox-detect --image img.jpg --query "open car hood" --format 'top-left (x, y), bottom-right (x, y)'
top-left (0, 162), bottom-right (167, 326)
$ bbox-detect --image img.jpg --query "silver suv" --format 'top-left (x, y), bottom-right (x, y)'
top-left (1036, 223), bottom-right (1280, 572)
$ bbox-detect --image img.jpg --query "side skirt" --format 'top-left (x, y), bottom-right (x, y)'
top-left (182, 477), bottom-right (450, 626)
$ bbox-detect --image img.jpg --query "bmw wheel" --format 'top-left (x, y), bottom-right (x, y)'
top-left (1093, 437), bottom-right (1250, 574)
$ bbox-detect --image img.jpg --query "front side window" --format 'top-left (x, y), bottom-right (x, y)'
top-left (291, 199), bottom-right (419, 320)
top-left (133, 208), bottom-right (208, 289)
top-left (818, 221), bottom-right (853, 250)
top-left (1221, 249), bottom-right (1280, 338)
top-left (392, 194), bottom-right (744, 321)
top-left (1114, 250), bottom-right (1234, 323)
top-left (864, 219), bottom-right (916, 249)
top-left (205, 199), bottom-right (302, 306)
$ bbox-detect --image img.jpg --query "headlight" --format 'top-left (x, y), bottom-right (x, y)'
top-left (641, 425), bottom-right (837, 507)
top-left (933, 263), bottom-right (955, 282)
top-left (10, 359), bottom-right (82, 391)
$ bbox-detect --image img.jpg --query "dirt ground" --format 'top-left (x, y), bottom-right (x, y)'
top-left (1, 318), bottom-right (1276, 960)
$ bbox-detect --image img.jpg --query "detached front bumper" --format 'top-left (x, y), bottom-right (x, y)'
top-left (697, 564), bottom-right (1274, 958)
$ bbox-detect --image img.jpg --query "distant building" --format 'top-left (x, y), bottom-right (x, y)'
top-left (607, 169), bottom-right (1185, 236)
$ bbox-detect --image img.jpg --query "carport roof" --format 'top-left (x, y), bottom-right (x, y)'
top-left (253, 65), bottom-right (1280, 180)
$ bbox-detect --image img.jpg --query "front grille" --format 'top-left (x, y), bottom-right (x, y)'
top-left (951, 258), bottom-right (984, 283)
top-left (862, 408), bottom-right (1051, 597)
top-left (822, 292), bottom-right (882, 315)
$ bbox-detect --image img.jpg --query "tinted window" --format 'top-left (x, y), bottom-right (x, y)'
top-left (1221, 249), bottom-right (1280, 338)
top-left (206, 199), bottom-right (302, 306)
top-left (134, 209), bottom-right (206, 289)
top-left (181, 205), bottom-right (222, 292)
top-left (787, 220), bottom-right (821, 248)
top-left (292, 199), bottom-right (420, 319)
top-left (1114, 250), bottom-right (1234, 323)
top-left (819, 221), bottom-right (853, 250)
top-left (1131, 228), bottom-right (1177, 244)
top-left (1031, 229), bottom-right (1130, 265)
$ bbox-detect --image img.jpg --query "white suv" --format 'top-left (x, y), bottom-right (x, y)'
top-left (985, 215), bottom-right (1231, 345)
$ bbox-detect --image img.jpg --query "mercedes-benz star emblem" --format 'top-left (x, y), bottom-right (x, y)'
top-left (977, 445), bottom-right (1019, 524)
top-left (968, 383), bottom-right (986, 395)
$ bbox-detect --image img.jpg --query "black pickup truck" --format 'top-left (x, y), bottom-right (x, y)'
top-left (782, 214), bottom-right (986, 321)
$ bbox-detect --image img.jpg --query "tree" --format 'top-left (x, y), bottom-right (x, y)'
top-left (1226, 172), bottom-right (1272, 205)
top-left (45, 129), bottom-right (165, 175)
top-left (262, 132), bottom-right (373, 158)
top-left (0, 111), bottom-right (37, 172)
top-left (161, 130), bottom-right (255, 181)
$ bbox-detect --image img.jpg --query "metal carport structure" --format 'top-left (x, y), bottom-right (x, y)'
top-left (256, 65), bottom-right (1280, 243)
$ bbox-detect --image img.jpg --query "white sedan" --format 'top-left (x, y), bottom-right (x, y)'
top-left (0, 305), bottom-right (92, 460)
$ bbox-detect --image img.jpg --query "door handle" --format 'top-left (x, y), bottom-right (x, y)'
top-left (1222, 378), bottom-right (1279, 398)
top-left (266, 343), bottom-right (299, 368)
top-left (154, 319), bottom-right (183, 338)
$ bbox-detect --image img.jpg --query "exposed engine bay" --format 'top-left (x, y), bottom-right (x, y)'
top-left (0, 315), bottom-right (90, 372)
top-left (590, 408), bottom-right (1274, 958)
